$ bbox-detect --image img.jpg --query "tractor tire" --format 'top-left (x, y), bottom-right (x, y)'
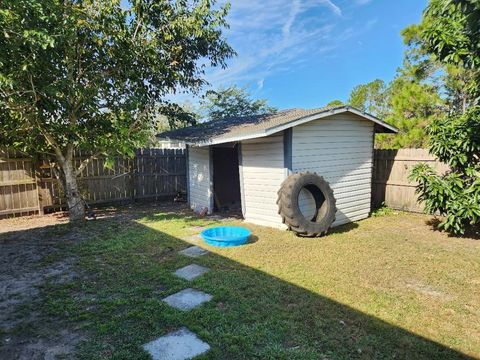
top-left (277, 172), bottom-right (336, 237)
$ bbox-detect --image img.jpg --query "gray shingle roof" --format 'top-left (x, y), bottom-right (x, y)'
top-left (158, 105), bottom-right (397, 146)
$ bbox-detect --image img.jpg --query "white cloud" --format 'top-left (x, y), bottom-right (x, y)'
top-left (319, 0), bottom-right (342, 16)
top-left (205, 0), bottom-right (342, 88)
top-left (257, 78), bottom-right (265, 90)
top-left (365, 18), bottom-right (378, 29)
top-left (356, 0), bottom-right (372, 5)
top-left (169, 0), bottom-right (375, 104)
top-left (283, 0), bottom-right (302, 38)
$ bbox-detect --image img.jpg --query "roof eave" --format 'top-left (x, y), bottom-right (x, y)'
top-left (159, 106), bottom-right (398, 147)
top-left (262, 106), bottom-right (398, 135)
top-left (344, 107), bottom-right (398, 133)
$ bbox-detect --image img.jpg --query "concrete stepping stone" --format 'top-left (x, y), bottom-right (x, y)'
top-left (178, 246), bottom-right (209, 258)
top-left (142, 327), bottom-right (210, 360)
top-left (182, 234), bottom-right (202, 243)
top-left (188, 226), bottom-right (206, 231)
top-left (162, 288), bottom-right (212, 311)
top-left (174, 264), bottom-right (209, 281)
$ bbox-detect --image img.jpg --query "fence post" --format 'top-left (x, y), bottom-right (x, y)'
top-left (33, 159), bottom-right (44, 215)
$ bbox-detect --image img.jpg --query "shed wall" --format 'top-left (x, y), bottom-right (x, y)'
top-left (240, 134), bottom-right (286, 229)
top-left (292, 113), bottom-right (374, 226)
top-left (188, 146), bottom-right (212, 213)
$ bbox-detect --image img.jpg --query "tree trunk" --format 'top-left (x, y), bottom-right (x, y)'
top-left (58, 157), bottom-right (85, 222)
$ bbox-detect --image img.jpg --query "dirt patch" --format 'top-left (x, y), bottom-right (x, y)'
top-left (2, 329), bottom-right (84, 360)
top-left (0, 212), bottom-right (69, 235)
top-left (0, 219), bottom-right (83, 359)
top-left (0, 202), bottom-right (188, 359)
top-left (404, 280), bottom-right (450, 300)
top-left (0, 232), bottom-right (77, 329)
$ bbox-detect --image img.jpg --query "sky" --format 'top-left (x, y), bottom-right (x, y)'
top-left (192, 0), bottom-right (428, 110)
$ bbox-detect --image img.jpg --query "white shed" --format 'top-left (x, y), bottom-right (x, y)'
top-left (160, 106), bottom-right (397, 235)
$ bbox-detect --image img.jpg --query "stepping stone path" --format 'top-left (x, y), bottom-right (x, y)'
top-left (143, 244), bottom-right (213, 359)
top-left (174, 264), bottom-right (209, 281)
top-left (182, 234), bottom-right (202, 243)
top-left (178, 245), bottom-right (209, 258)
top-left (188, 226), bottom-right (206, 231)
top-left (162, 288), bottom-right (212, 311)
top-left (142, 327), bottom-right (210, 360)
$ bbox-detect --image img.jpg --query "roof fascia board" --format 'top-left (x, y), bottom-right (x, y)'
top-left (187, 131), bottom-right (269, 147)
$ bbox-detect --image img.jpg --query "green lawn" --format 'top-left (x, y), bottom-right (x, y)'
top-left (10, 206), bottom-right (480, 359)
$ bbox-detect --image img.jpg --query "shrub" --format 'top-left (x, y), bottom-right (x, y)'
top-left (410, 106), bottom-right (480, 234)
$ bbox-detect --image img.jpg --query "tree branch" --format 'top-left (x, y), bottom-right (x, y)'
top-left (76, 151), bottom-right (103, 176)
top-left (28, 74), bottom-right (66, 164)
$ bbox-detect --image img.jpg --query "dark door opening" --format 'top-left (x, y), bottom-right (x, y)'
top-left (212, 144), bottom-right (241, 214)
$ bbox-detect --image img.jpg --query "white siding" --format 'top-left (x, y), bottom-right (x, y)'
top-left (188, 146), bottom-right (212, 213)
top-left (292, 113), bottom-right (374, 226)
top-left (240, 134), bottom-right (286, 229)
top-left (298, 188), bottom-right (316, 220)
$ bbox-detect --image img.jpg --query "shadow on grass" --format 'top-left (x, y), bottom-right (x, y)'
top-left (329, 222), bottom-right (359, 235)
top-left (0, 207), bottom-right (474, 360)
top-left (425, 217), bottom-right (480, 240)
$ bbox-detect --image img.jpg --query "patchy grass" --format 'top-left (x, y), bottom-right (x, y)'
top-left (2, 206), bottom-right (480, 359)
top-left (370, 204), bottom-right (400, 217)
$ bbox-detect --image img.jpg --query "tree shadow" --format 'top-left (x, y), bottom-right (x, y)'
top-left (0, 206), bottom-right (475, 359)
top-left (426, 217), bottom-right (480, 240)
top-left (371, 149), bottom-right (397, 210)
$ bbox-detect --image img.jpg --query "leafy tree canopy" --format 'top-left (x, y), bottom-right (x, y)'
top-left (421, 0), bottom-right (480, 74)
top-left (348, 16), bottom-right (476, 149)
top-left (326, 99), bottom-right (344, 107)
top-left (0, 0), bottom-right (234, 220)
top-left (348, 79), bottom-right (389, 119)
top-left (347, 75), bottom-right (442, 149)
top-left (155, 101), bottom-right (199, 137)
top-left (201, 85), bottom-right (277, 121)
top-left (410, 0), bottom-right (480, 235)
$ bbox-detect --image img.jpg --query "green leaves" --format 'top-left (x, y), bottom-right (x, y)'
top-left (201, 86), bottom-right (277, 121)
top-left (410, 106), bottom-right (480, 234)
top-left (427, 106), bottom-right (480, 167)
top-left (348, 80), bottom-right (389, 119)
top-left (0, 0), bottom-right (233, 158)
top-left (348, 75), bottom-right (443, 149)
top-left (421, 0), bottom-right (480, 97)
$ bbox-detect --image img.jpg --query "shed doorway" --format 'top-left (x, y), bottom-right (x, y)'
top-left (212, 144), bottom-right (242, 215)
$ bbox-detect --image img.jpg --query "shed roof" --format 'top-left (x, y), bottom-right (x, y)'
top-left (158, 105), bottom-right (398, 146)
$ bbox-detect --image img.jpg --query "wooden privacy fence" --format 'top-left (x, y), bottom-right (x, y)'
top-left (372, 148), bottom-right (448, 212)
top-left (0, 148), bottom-right (186, 218)
top-left (1, 147), bottom-right (446, 218)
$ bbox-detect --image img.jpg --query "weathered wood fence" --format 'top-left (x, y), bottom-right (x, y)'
top-left (1, 147), bottom-right (445, 218)
top-left (0, 148), bottom-right (186, 218)
top-left (372, 149), bottom-right (448, 212)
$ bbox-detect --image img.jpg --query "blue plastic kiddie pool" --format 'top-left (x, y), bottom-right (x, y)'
top-left (201, 226), bottom-right (251, 247)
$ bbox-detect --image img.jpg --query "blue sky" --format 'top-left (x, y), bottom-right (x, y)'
top-left (196, 0), bottom-right (428, 109)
